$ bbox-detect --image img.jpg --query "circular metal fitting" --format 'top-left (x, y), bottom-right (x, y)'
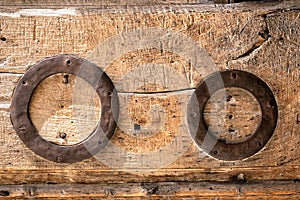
top-left (10, 55), bottom-right (119, 163)
top-left (187, 70), bottom-right (278, 160)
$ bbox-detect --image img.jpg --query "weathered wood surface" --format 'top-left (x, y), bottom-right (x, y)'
top-left (0, 0), bottom-right (289, 7)
top-left (0, 1), bottom-right (299, 196)
top-left (0, 181), bottom-right (300, 199)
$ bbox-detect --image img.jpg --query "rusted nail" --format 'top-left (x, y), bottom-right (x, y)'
top-left (66, 59), bottom-right (72, 66)
top-left (63, 74), bottom-right (69, 84)
top-left (237, 173), bottom-right (246, 182)
top-left (56, 156), bottom-right (62, 162)
top-left (59, 132), bottom-right (67, 139)
top-left (191, 112), bottom-right (197, 117)
top-left (19, 126), bottom-right (26, 132)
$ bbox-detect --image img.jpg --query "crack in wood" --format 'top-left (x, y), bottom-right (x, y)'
top-left (231, 30), bottom-right (270, 61)
top-left (118, 88), bottom-right (195, 94)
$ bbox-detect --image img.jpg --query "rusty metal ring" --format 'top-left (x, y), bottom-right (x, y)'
top-left (187, 70), bottom-right (278, 160)
top-left (10, 55), bottom-right (119, 163)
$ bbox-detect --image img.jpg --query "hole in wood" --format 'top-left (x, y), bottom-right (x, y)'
top-left (203, 87), bottom-right (262, 144)
top-left (114, 94), bottom-right (180, 154)
top-left (0, 191), bottom-right (10, 196)
top-left (226, 95), bottom-right (232, 102)
top-left (0, 37), bottom-right (6, 42)
top-left (228, 127), bottom-right (235, 133)
top-left (134, 123), bottom-right (141, 131)
top-left (29, 73), bottom-right (101, 146)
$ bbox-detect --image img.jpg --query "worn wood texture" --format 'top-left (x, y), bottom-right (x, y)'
top-left (0, 181), bottom-right (300, 199)
top-left (204, 87), bottom-right (262, 144)
top-left (0, 0), bottom-right (287, 7)
top-left (0, 0), bottom-right (215, 6)
top-left (29, 73), bottom-right (101, 145)
top-left (0, 2), bottom-right (299, 199)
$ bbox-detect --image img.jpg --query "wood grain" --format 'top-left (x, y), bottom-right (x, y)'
top-left (203, 87), bottom-right (262, 144)
top-left (0, 1), bottom-right (298, 194)
top-left (0, 0), bottom-right (284, 7)
top-left (29, 73), bottom-right (101, 145)
top-left (0, 181), bottom-right (299, 199)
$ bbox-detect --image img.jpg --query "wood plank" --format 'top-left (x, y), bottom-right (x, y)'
top-left (0, 88), bottom-right (299, 182)
top-left (0, 181), bottom-right (299, 199)
top-left (0, 0), bottom-right (214, 6)
top-left (0, 1), bottom-right (298, 185)
top-left (0, 0), bottom-right (285, 7)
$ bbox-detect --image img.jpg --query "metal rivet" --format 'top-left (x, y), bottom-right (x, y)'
top-left (191, 112), bottom-right (197, 117)
top-left (59, 132), bottom-right (67, 139)
top-left (237, 173), bottom-right (246, 181)
top-left (66, 59), bottom-right (72, 66)
top-left (19, 126), bottom-right (26, 131)
top-left (256, 141), bottom-right (262, 147)
top-left (56, 156), bottom-right (62, 162)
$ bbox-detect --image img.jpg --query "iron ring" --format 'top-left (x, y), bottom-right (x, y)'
top-left (187, 70), bottom-right (278, 160)
top-left (10, 55), bottom-right (119, 163)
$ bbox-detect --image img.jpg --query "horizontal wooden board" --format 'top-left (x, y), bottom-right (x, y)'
top-left (0, 1), bottom-right (299, 187)
top-left (0, 181), bottom-right (299, 199)
top-left (0, 0), bottom-right (288, 7)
